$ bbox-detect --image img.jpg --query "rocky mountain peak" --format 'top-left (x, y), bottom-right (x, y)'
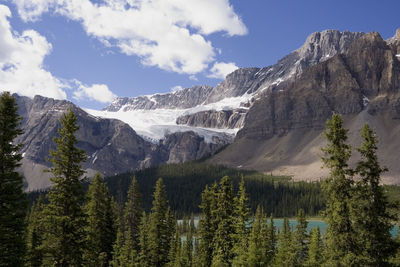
top-left (297, 29), bottom-right (365, 64)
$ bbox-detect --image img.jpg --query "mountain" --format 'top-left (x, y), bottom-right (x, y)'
top-left (211, 31), bottom-right (400, 184)
top-left (16, 95), bottom-right (230, 191)
top-left (17, 29), bottom-right (393, 190)
top-left (94, 30), bottom-right (364, 139)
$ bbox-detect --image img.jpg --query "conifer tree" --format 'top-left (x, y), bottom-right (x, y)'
top-left (304, 227), bottom-right (324, 267)
top-left (84, 173), bottom-right (116, 266)
top-left (265, 214), bottom-right (277, 263)
top-left (274, 218), bottom-right (296, 267)
top-left (198, 184), bottom-right (217, 267)
top-left (167, 222), bottom-right (181, 267)
top-left (138, 212), bottom-right (151, 267)
top-left (42, 110), bottom-right (88, 266)
top-left (148, 178), bottom-right (171, 267)
top-left (247, 206), bottom-right (266, 267)
top-left (294, 209), bottom-right (308, 265)
top-left (352, 124), bottom-right (397, 266)
top-left (211, 176), bottom-right (236, 267)
top-left (26, 195), bottom-right (45, 267)
top-left (0, 91), bottom-right (27, 267)
top-left (321, 114), bottom-right (356, 266)
top-left (232, 178), bottom-right (250, 266)
top-left (124, 177), bottom-right (143, 255)
top-left (182, 215), bottom-right (195, 267)
top-left (110, 229), bottom-right (125, 267)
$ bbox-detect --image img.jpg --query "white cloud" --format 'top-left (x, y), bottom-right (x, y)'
top-left (72, 80), bottom-right (116, 103)
top-left (0, 5), bottom-right (117, 103)
top-left (208, 61), bottom-right (239, 79)
top-left (11, 0), bottom-right (247, 75)
top-left (0, 5), bottom-right (66, 99)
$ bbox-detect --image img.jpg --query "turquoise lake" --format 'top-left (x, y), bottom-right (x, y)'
top-left (183, 219), bottom-right (399, 237)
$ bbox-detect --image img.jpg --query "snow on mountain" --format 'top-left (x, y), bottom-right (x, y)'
top-left (85, 94), bottom-right (249, 142)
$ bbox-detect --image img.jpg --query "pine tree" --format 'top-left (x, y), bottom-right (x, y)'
top-left (167, 222), bottom-right (181, 267)
top-left (211, 176), bottom-right (236, 267)
top-left (232, 178), bottom-right (250, 267)
top-left (247, 206), bottom-right (266, 267)
top-left (148, 178), bottom-right (171, 267)
top-left (198, 184), bottom-right (218, 267)
top-left (0, 91), bottom-right (27, 267)
top-left (294, 209), bottom-right (308, 265)
top-left (352, 124), bottom-right (397, 266)
top-left (42, 110), bottom-right (88, 266)
top-left (265, 214), bottom-right (277, 264)
top-left (124, 177), bottom-right (143, 255)
top-left (304, 227), bottom-right (324, 267)
top-left (138, 212), bottom-right (151, 267)
top-left (321, 114), bottom-right (356, 266)
top-left (26, 195), bottom-right (45, 267)
top-left (84, 173), bottom-right (116, 266)
top-left (274, 218), bottom-right (296, 267)
top-left (181, 215), bottom-right (194, 267)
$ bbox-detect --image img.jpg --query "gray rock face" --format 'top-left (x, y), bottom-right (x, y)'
top-left (176, 109), bottom-right (247, 129)
top-left (104, 85), bottom-right (213, 111)
top-left (238, 32), bottom-right (400, 140)
top-left (16, 95), bottom-right (227, 190)
top-left (155, 131), bottom-right (231, 163)
top-left (103, 30), bottom-right (364, 133)
top-left (211, 31), bottom-right (400, 183)
top-left (204, 30), bottom-right (365, 104)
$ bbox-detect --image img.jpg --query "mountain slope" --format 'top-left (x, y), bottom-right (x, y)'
top-left (211, 32), bottom-right (400, 184)
top-left (16, 95), bottom-right (229, 191)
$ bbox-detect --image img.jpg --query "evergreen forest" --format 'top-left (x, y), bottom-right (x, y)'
top-left (2, 91), bottom-right (400, 266)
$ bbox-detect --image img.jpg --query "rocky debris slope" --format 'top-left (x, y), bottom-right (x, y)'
top-left (15, 95), bottom-right (229, 191)
top-left (211, 31), bottom-right (400, 184)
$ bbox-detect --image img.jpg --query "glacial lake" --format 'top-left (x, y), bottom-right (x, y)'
top-left (180, 219), bottom-right (399, 237)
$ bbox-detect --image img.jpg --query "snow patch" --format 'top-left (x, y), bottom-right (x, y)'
top-left (85, 95), bottom-right (248, 143)
top-left (363, 95), bottom-right (370, 107)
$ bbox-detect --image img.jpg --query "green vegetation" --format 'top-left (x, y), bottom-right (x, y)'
top-left (105, 163), bottom-right (324, 218)
top-left (2, 96), bottom-right (400, 267)
top-left (0, 92), bottom-right (27, 267)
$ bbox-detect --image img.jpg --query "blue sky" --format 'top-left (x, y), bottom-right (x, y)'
top-left (0, 0), bottom-right (399, 109)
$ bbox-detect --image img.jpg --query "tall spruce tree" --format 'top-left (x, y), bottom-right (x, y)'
top-left (148, 178), bottom-right (171, 267)
top-left (265, 214), bottom-right (277, 264)
top-left (138, 212), bottom-right (151, 267)
top-left (247, 206), bottom-right (266, 267)
top-left (42, 110), bottom-right (87, 266)
top-left (198, 183), bottom-right (218, 267)
top-left (304, 227), bottom-right (324, 267)
top-left (232, 178), bottom-right (250, 267)
top-left (352, 124), bottom-right (397, 266)
top-left (26, 195), bottom-right (45, 267)
top-left (211, 176), bottom-right (236, 267)
top-left (274, 218), bottom-right (296, 267)
top-left (84, 173), bottom-right (116, 266)
top-left (321, 114), bottom-right (356, 266)
top-left (124, 177), bottom-right (143, 255)
top-left (0, 91), bottom-right (27, 267)
top-left (294, 209), bottom-right (308, 265)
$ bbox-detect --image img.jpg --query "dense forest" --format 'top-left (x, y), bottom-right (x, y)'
top-left (2, 92), bottom-right (400, 266)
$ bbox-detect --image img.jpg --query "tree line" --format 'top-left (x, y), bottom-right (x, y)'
top-left (1, 91), bottom-right (400, 266)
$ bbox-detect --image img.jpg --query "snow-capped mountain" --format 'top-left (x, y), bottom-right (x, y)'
top-left (90, 30), bottom-right (365, 143)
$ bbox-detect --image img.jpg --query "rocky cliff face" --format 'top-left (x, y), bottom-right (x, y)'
top-left (105, 85), bottom-right (214, 111)
top-left (212, 31), bottom-right (400, 183)
top-left (15, 95), bottom-right (228, 190)
top-left (104, 30), bottom-right (364, 115)
top-left (176, 109), bottom-right (246, 129)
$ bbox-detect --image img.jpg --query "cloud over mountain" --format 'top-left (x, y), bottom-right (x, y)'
top-left (11, 0), bottom-right (247, 75)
